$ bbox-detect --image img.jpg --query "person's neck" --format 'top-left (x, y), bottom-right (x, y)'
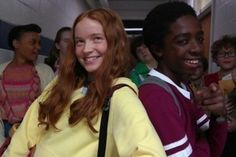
top-left (157, 66), bottom-right (183, 86)
top-left (59, 52), bottom-right (65, 63)
top-left (191, 78), bottom-right (202, 85)
top-left (219, 68), bottom-right (235, 78)
top-left (146, 59), bottom-right (158, 69)
top-left (11, 57), bottom-right (34, 66)
top-left (87, 73), bottom-right (95, 83)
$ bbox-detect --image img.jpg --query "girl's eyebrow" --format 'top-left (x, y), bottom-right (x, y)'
top-left (74, 33), bottom-right (104, 39)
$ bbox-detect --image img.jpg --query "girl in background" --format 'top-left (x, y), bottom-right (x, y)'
top-left (44, 27), bottom-right (72, 73)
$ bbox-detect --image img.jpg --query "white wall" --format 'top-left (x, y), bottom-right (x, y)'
top-left (0, 49), bottom-right (14, 64)
top-left (0, 0), bottom-right (89, 64)
top-left (0, 0), bottom-right (89, 39)
top-left (210, 0), bottom-right (236, 72)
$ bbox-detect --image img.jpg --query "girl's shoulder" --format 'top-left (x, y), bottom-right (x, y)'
top-left (0, 61), bottom-right (10, 74)
top-left (113, 77), bottom-right (138, 91)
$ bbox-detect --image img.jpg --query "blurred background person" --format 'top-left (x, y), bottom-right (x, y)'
top-left (204, 35), bottom-right (236, 157)
top-left (189, 56), bottom-right (208, 92)
top-left (0, 24), bottom-right (54, 138)
top-left (129, 35), bottom-right (157, 86)
top-left (204, 35), bottom-right (236, 94)
top-left (44, 27), bottom-right (72, 73)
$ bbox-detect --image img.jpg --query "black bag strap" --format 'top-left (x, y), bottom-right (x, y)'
top-left (97, 84), bottom-right (136, 157)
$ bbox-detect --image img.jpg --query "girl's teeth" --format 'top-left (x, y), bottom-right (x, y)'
top-left (85, 56), bottom-right (98, 62)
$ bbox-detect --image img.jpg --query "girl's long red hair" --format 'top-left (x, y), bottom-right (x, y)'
top-left (38, 8), bottom-right (131, 132)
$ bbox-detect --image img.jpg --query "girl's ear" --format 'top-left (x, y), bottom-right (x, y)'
top-left (12, 39), bottom-right (19, 49)
top-left (55, 42), bottom-right (60, 50)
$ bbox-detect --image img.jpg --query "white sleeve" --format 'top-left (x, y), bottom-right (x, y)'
top-left (35, 63), bottom-right (55, 90)
top-left (0, 119), bottom-right (5, 146)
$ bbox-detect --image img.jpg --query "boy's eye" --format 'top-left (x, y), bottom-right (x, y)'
top-left (217, 50), bottom-right (236, 58)
top-left (197, 36), bottom-right (204, 44)
top-left (176, 39), bottom-right (188, 46)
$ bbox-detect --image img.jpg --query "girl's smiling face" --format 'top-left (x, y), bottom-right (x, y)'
top-left (74, 17), bottom-right (108, 78)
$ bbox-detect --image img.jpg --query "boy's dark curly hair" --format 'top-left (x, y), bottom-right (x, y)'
top-left (211, 35), bottom-right (236, 59)
top-left (143, 1), bottom-right (197, 60)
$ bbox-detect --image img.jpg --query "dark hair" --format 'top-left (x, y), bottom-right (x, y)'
top-left (44, 27), bottom-right (72, 71)
top-left (211, 35), bottom-right (236, 59)
top-left (130, 35), bottom-right (145, 59)
top-left (201, 56), bottom-right (209, 72)
top-left (8, 23), bottom-right (41, 50)
top-left (143, 1), bottom-right (197, 57)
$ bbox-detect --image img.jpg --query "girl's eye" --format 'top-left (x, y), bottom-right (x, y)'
top-left (30, 39), bottom-right (36, 45)
top-left (62, 39), bottom-right (71, 43)
top-left (94, 36), bottom-right (103, 42)
top-left (75, 39), bottom-right (84, 46)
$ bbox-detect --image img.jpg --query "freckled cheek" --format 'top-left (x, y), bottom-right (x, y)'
top-left (100, 43), bottom-right (108, 54)
top-left (75, 48), bottom-right (83, 59)
top-left (75, 46), bottom-right (82, 54)
top-left (75, 52), bottom-right (84, 65)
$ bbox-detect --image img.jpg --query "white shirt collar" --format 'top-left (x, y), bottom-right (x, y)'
top-left (149, 69), bottom-right (190, 99)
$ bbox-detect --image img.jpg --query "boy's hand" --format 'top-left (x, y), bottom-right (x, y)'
top-left (232, 68), bottom-right (236, 84)
top-left (228, 116), bottom-right (236, 132)
top-left (195, 83), bottom-right (226, 116)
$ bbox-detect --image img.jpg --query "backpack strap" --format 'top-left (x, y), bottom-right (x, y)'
top-left (97, 83), bottom-right (135, 157)
top-left (140, 76), bottom-right (181, 116)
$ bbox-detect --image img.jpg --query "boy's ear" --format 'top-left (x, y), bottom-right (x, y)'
top-left (150, 45), bottom-right (163, 57)
top-left (212, 57), bottom-right (219, 66)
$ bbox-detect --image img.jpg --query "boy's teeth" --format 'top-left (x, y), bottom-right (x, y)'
top-left (187, 60), bottom-right (198, 64)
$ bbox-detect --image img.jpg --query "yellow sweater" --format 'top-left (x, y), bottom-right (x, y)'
top-left (3, 77), bottom-right (166, 157)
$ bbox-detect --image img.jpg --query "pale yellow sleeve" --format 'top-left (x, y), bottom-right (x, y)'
top-left (111, 85), bottom-right (166, 157)
top-left (2, 86), bottom-right (51, 157)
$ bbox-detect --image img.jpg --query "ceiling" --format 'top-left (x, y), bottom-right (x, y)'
top-left (85, 0), bottom-right (186, 35)
top-left (107, 0), bottom-right (171, 20)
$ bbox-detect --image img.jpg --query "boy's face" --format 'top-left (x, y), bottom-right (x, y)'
top-left (190, 61), bottom-right (204, 81)
top-left (159, 15), bottom-right (204, 83)
top-left (136, 44), bottom-right (155, 64)
top-left (215, 46), bottom-right (236, 71)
